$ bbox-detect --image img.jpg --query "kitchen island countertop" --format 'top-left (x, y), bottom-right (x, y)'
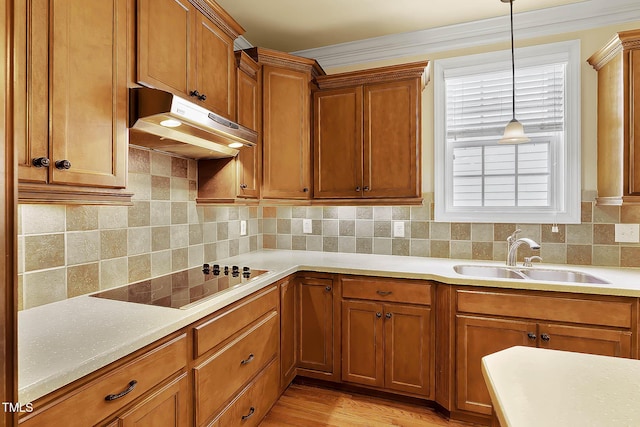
top-left (18, 249), bottom-right (640, 403)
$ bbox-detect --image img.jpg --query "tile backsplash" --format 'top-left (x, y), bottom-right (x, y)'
top-left (17, 147), bottom-right (261, 310)
top-left (18, 148), bottom-right (640, 310)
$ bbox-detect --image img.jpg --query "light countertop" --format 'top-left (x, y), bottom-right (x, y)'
top-left (18, 250), bottom-right (640, 403)
top-left (482, 346), bottom-right (640, 427)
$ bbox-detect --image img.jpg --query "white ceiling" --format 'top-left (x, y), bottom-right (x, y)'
top-left (215, 0), bottom-right (587, 52)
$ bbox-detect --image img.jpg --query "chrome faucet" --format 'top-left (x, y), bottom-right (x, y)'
top-left (506, 229), bottom-right (541, 267)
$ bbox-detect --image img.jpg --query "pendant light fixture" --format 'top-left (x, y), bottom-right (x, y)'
top-left (499, 0), bottom-right (530, 144)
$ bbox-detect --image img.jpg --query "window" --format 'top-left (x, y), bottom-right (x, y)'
top-left (434, 40), bottom-right (581, 223)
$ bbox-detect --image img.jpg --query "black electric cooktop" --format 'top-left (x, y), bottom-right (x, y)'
top-left (92, 264), bottom-right (269, 309)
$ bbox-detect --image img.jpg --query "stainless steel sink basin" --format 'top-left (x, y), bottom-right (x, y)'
top-left (519, 268), bottom-right (609, 284)
top-left (453, 264), bottom-right (610, 284)
top-left (453, 265), bottom-right (525, 280)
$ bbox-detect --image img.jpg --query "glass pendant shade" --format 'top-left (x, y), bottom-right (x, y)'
top-left (499, 118), bottom-right (530, 144)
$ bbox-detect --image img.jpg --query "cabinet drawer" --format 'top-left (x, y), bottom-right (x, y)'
top-left (193, 285), bottom-right (278, 358)
top-left (21, 334), bottom-right (187, 427)
top-left (194, 311), bottom-right (279, 426)
top-left (217, 358), bottom-right (280, 427)
top-left (342, 276), bottom-right (431, 305)
top-left (456, 289), bottom-right (633, 328)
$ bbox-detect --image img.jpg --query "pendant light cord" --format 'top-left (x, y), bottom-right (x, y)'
top-left (509, 0), bottom-right (516, 120)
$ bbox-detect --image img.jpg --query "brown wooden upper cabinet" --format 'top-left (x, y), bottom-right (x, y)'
top-left (313, 62), bottom-right (429, 202)
top-left (245, 48), bottom-right (325, 200)
top-left (14, 0), bottom-right (129, 203)
top-left (137, 0), bottom-right (242, 120)
top-left (588, 29), bottom-right (640, 205)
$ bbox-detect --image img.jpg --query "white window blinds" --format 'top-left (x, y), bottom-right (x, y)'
top-left (434, 40), bottom-right (581, 224)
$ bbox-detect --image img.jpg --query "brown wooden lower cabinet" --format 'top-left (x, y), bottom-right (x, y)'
top-left (453, 288), bottom-right (637, 420)
top-left (280, 276), bottom-right (298, 390)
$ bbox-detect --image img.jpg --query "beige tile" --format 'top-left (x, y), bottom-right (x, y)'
top-left (621, 205), bottom-right (640, 224)
top-left (228, 221), bottom-right (240, 240)
top-left (277, 234), bottom-right (292, 250)
top-left (128, 201), bottom-right (150, 227)
top-left (151, 250), bottom-right (172, 277)
top-left (472, 242), bottom-right (494, 260)
top-left (171, 224), bottom-right (189, 248)
top-left (263, 206), bottom-right (277, 218)
top-left (151, 226), bottom-right (171, 251)
top-left (430, 240), bottom-right (450, 258)
top-left (228, 207), bottom-right (239, 221)
top-left (129, 173), bottom-right (152, 201)
top-left (171, 177), bottom-right (189, 201)
top-left (493, 223), bottom-right (517, 242)
top-left (410, 239), bottom-right (429, 257)
top-left (99, 205), bottom-right (128, 229)
top-left (373, 221), bottom-right (391, 238)
top-left (566, 224), bottom-right (593, 244)
top-left (100, 229), bottom-right (128, 260)
top-left (66, 231), bottom-right (100, 265)
top-left (391, 239), bottom-right (410, 256)
top-left (129, 147), bottom-right (150, 174)
top-left (592, 245), bottom-right (620, 267)
top-left (516, 224), bottom-right (541, 242)
top-left (150, 201), bottom-right (171, 226)
top-left (172, 248), bottom-right (189, 270)
top-left (493, 241), bottom-right (508, 262)
top-left (100, 257), bottom-right (128, 289)
top-left (67, 263), bottom-right (99, 297)
top-left (189, 180), bottom-right (197, 201)
top-left (17, 275), bottom-right (23, 311)
top-left (541, 224), bottom-right (566, 243)
top-left (277, 206), bottom-right (292, 219)
top-left (391, 207), bottom-right (410, 220)
top-left (540, 243), bottom-right (566, 264)
top-left (307, 207), bottom-right (323, 220)
top-left (171, 202), bottom-right (188, 224)
top-left (217, 222), bottom-right (229, 240)
top-left (339, 236), bottom-right (356, 253)
top-left (66, 205), bottom-right (99, 231)
top-left (593, 224), bottom-right (616, 245)
top-left (21, 205), bottom-right (65, 235)
top-left (216, 241), bottom-right (229, 259)
top-left (171, 157), bottom-right (188, 178)
top-left (203, 244), bottom-right (217, 263)
top-left (430, 222), bottom-right (451, 240)
top-left (621, 247), bottom-right (640, 268)
top-left (471, 223), bottom-right (493, 242)
top-left (151, 151), bottom-right (172, 176)
top-left (323, 207), bottom-right (338, 219)
top-left (339, 220), bottom-right (355, 236)
top-left (356, 220), bottom-right (374, 238)
top-left (451, 223), bottom-right (471, 240)
top-left (323, 236), bottom-right (339, 252)
top-left (203, 223), bottom-right (217, 243)
top-left (24, 234), bottom-right (65, 271)
top-left (189, 224), bottom-right (203, 245)
top-left (373, 238), bottom-right (391, 255)
top-left (356, 238), bottom-right (373, 254)
top-left (23, 267), bottom-right (67, 309)
top-left (356, 207), bottom-right (373, 220)
top-left (128, 227), bottom-right (151, 255)
top-left (188, 158), bottom-right (197, 180)
top-left (128, 254), bottom-right (151, 283)
top-left (593, 205), bottom-right (620, 224)
top-left (451, 241), bottom-right (472, 259)
top-left (410, 204), bottom-right (430, 221)
top-left (189, 244), bottom-right (204, 266)
top-left (151, 175), bottom-right (171, 200)
top-left (17, 236), bottom-right (24, 274)
top-left (292, 235), bottom-right (307, 250)
top-left (263, 234), bottom-right (276, 249)
top-left (306, 235), bottom-right (322, 251)
top-left (323, 219), bottom-right (339, 236)
top-left (567, 245), bottom-right (592, 265)
top-left (581, 201), bottom-right (593, 223)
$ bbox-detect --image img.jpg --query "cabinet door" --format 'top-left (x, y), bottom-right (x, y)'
top-left (456, 315), bottom-right (536, 415)
top-left (384, 304), bottom-right (432, 397)
top-left (14, 0), bottom-right (48, 183)
top-left (280, 278), bottom-right (298, 389)
top-left (313, 87), bottom-right (363, 198)
top-left (262, 65), bottom-right (311, 199)
top-left (298, 276), bottom-right (333, 372)
top-left (49, 0), bottom-right (127, 188)
top-left (341, 299), bottom-right (384, 388)
top-left (137, 0), bottom-right (195, 98)
top-left (115, 373), bottom-right (189, 427)
top-left (538, 323), bottom-right (633, 358)
top-left (193, 12), bottom-right (235, 119)
top-left (363, 80), bottom-right (420, 198)
top-left (236, 64), bottom-right (261, 198)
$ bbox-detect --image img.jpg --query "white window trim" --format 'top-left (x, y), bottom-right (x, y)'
top-left (434, 40), bottom-right (581, 224)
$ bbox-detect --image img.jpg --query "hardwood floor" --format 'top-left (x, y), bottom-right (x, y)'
top-left (259, 384), bottom-right (482, 427)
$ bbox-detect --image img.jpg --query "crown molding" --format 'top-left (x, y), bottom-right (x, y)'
top-left (291, 0), bottom-right (640, 69)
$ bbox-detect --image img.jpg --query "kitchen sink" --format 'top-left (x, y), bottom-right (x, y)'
top-left (453, 265), bottom-right (610, 284)
top-left (453, 265), bottom-right (526, 280)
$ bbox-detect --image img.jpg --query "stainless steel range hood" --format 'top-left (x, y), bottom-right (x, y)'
top-left (129, 87), bottom-right (257, 159)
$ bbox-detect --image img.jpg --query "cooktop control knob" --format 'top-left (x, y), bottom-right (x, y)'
top-left (212, 264), bottom-right (220, 275)
top-left (224, 266), bottom-right (229, 275)
top-left (202, 263), bottom-right (210, 274)
top-left (242, 266), bottom-right (251, 279)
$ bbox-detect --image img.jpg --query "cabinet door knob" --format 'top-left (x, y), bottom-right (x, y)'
top-left (240, 184), bottom-right (248, 189)
top-left (302, 187), bottom-right (309, 193)
top-left (527, 332), bottom-right (536, 340)
top-left (198, 93), bottom-right (207, 101)
top-left (376, 312), bottom-right (382, 318)
top-left (32, 157), bottom-right (50, 168)
top-left (355, 186), bottom-right (361, 192)
top-left (363, 186), bottom-right (370, 191)
top-left (541, 333), bottom-right (551, 342)
top-left (385, 312), bottom-right (392, 319)
top-left (325, 286), bottom-right (332, 292)
top-left (55, 160), bottom-right (71, 170)
top-left (189, 90), bottom-right (201, 98)
top-left (104, 380), bottom-right (137, 401)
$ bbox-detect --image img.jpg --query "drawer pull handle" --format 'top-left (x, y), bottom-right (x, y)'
top-left (104, 380), bottom-right (137, 401)
top-left (241, 353), bottom-right (255, 365)
top-left (241, 406), bottom-right (255, 420)
top-left (376, 312), bottom-right (382, 318)
top-left (385, 312), bottom-right (393, 319)
top-left (541, 333), bottom-right (551, 342)
top-left (527, 332), bottom-right (536, 340)
top-left (325, 286), bottom-right (332, 292)
top-left (376, 290), bottom-right (393, 296)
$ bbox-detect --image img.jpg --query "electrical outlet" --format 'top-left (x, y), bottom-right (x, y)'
top-left (303, 219), bottom-right (312, 234)
top-left (393, 221), bottom-right (405, 238)
top-left (240, 220), bottom-right (247, 236)
top-left (615, 224), bottom-right (640, 243)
